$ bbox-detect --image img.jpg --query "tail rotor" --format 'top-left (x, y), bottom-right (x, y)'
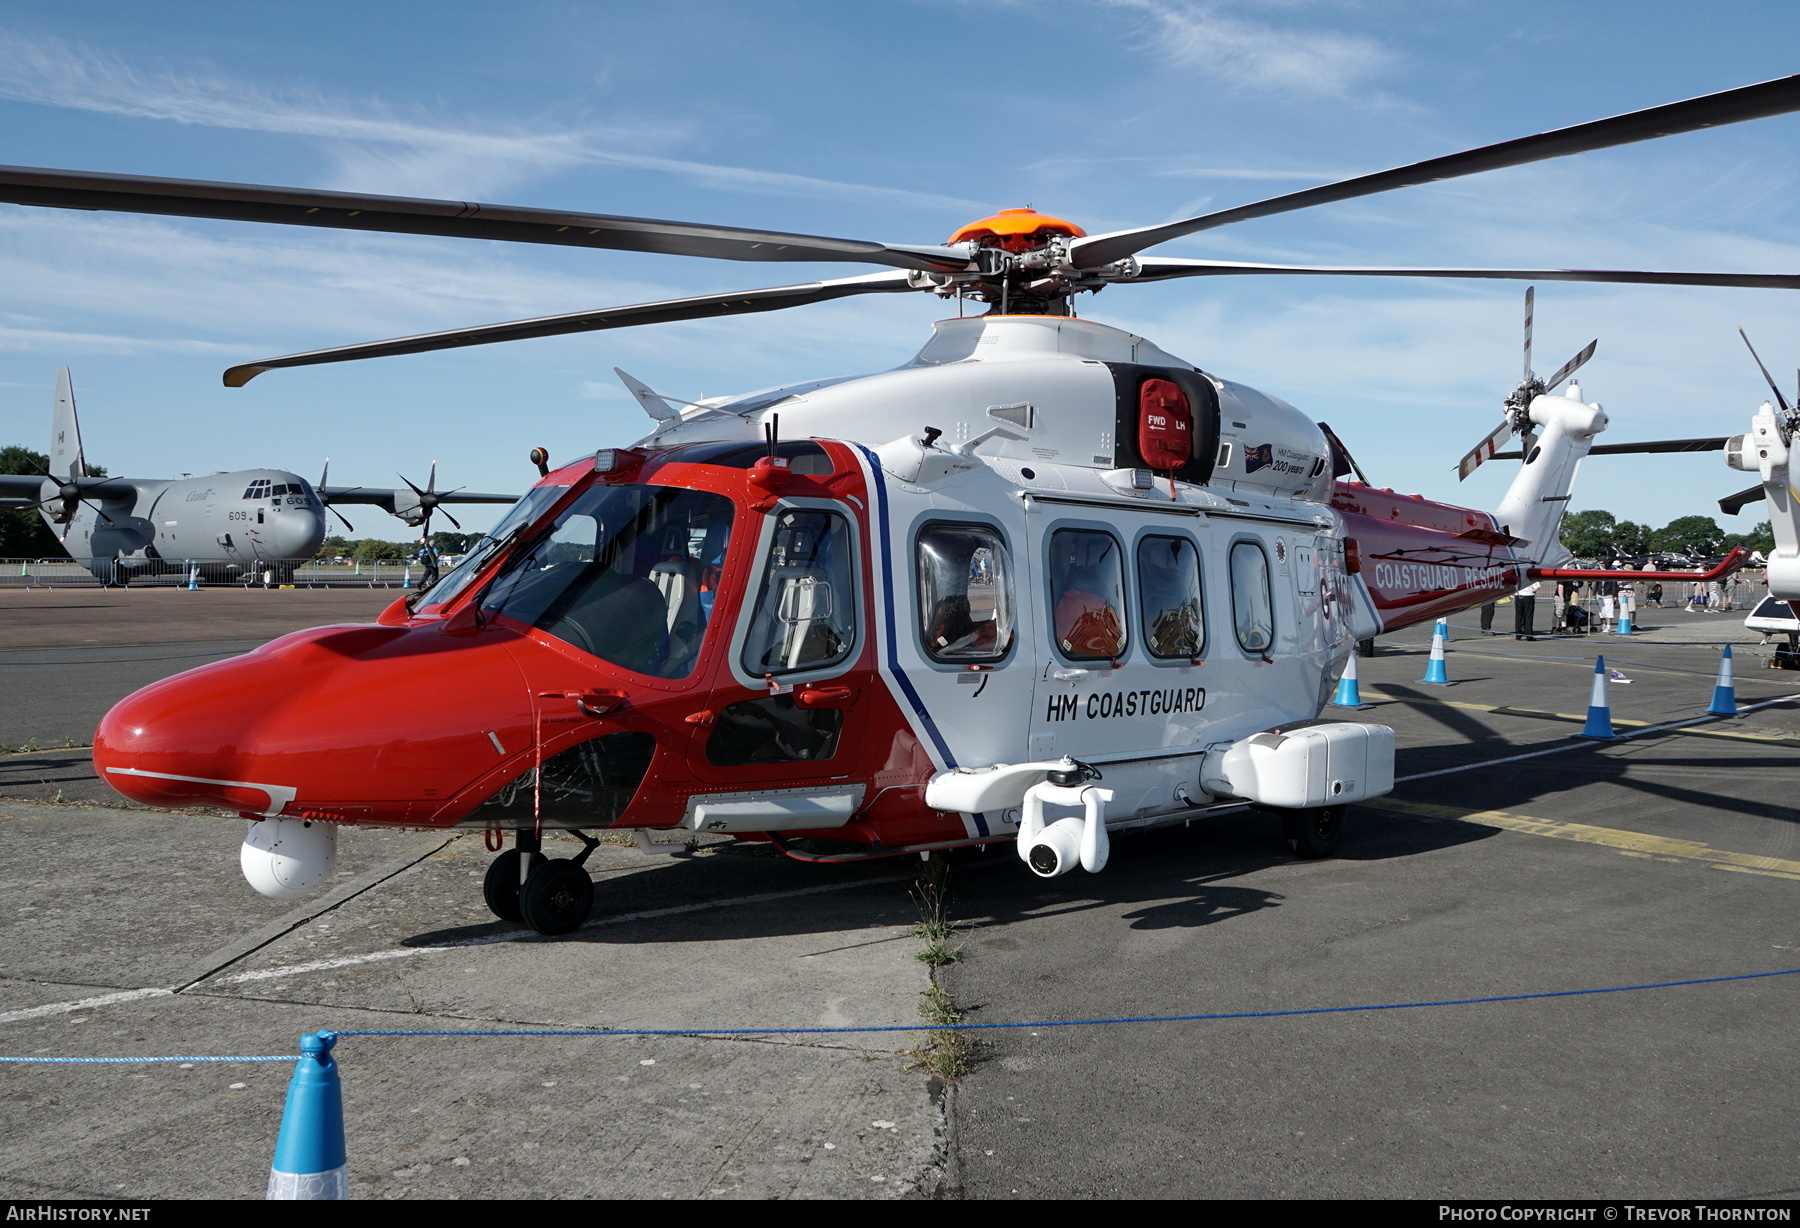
top-left (1456, 286), bottom-right (1597, 481)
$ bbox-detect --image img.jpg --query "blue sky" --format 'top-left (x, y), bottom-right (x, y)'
top-left (3, 0), bottom-right (1800, 536)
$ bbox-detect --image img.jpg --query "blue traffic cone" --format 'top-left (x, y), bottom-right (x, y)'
top-left (1578, 656), bottom-right (1616, 739)
top-left (267, 1032), bottom-right (347, 1200)
top-left (185, 564), bottom-right (200, 591)
top-left (1420, 618), bottom-right (1451, 684)
top-left (1615, 602), bottom-right (1633, 635)
top-left (1706, 644), bottom-right (1739, 716)
top-left (1330, 652), bottom-right (1370, 709)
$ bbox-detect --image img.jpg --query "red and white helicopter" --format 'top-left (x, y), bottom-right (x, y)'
top-left (4, 74), bottom-right (1797, 933)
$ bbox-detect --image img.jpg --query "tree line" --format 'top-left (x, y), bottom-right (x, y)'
top-left (313, 531), bottom-right (481, 561)
top-left (1560, 510), bottom-right (1772, 560)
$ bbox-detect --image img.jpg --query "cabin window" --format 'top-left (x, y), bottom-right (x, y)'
top-left (1048, 528), bottom-right (1127, 661)
top-left (1137, 535), bottom-right (1205, 659)
top-left (1230, 540), bottom-right (1275, 653)
top-left (916, 523), bottom-right (1015, 663)
top-left (479, 483), bottom-right (734, 678)
top-left (740, 508), bottom-right (857, 677)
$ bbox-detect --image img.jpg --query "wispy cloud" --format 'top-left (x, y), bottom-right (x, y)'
top-left (1099, 1), bottom-right (1398, 98)
top-left (1154, 166), bottom-right (1348, 181)
top-left (0, 32), bottom-right (980, 212)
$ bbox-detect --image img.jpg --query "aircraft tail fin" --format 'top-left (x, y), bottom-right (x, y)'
top-left (49, 367), bottom-right (86, 482)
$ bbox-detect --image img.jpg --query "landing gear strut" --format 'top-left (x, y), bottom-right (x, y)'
top-left (482, 828), bottom-right (600, 935)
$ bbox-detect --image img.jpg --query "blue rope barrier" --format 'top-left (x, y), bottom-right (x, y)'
top-left (0, 1054), bottom-right (298, 1064)
top-left (6, 967), bottom-right (1796, 1065)
top-left (333, 965), bottom-right (1800, 1039)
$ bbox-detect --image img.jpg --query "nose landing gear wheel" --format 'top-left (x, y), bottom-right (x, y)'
top-left (1282, 804), bottom-right (1347, 859)
top-left (521, 858), bottom-right (594, 935)
top-left (482, 849), bottom-right (524, 922)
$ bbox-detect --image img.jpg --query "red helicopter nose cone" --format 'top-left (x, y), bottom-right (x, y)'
top-left (94, 622), bottom-right (535, 822)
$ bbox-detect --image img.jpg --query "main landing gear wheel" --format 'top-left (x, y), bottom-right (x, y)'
top-left (483, 850), bottom-right (524, 922)
top-left (521, 858), bottom-right (594, 935)
top-left (1282, 805), bottom-right (1347, 859)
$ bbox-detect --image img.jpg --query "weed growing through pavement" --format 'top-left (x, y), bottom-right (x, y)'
top-left (908, 982), bottom-right (975, 1080)
top-left (911, 852), bottom-right (960, 966)
top-left (904, 855), bottom-right (976, 1079)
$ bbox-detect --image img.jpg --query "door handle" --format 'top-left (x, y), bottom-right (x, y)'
top-left (794, 685), bottom-right (855, 709)
top-left (539, 690), bottom-right (627, 717)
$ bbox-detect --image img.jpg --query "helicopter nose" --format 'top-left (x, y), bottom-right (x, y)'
top-left (94, 621), bottom-right (537, 822)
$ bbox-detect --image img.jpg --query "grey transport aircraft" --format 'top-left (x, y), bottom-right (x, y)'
top-left (0, 368), bottom-right (518, 582)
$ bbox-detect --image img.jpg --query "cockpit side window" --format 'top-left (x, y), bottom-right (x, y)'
top-left (479, 484), bottom-right (734, 678)
top-left (1048, 528), bottom-right (1127, 661)
top-left (740, 509), bottom-right (857, 677)
top-left (917, 523), bottom-right (1014, 664)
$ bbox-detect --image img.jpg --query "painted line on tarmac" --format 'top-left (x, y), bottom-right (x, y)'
top-left (1372, 798), bottom-right (1800, 882)
top-left (0, 987), bottom-right (174, 1025)
top-left (218, 872), bottom-right (915, 986)
top-left (1367, 689), bottom-right (1800, 748)
top-left (1393, 692), bottom-right (1800, 784)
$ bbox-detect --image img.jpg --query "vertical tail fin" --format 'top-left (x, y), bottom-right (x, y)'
top-left (49, 367), bottom-right (86, 482)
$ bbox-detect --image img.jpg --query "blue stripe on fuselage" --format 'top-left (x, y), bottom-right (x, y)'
top-left (851, 444), bottom-right (988, 838)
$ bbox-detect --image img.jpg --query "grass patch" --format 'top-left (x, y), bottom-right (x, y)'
top-left (907, 984), bottom-right (974, 1080)
top-left (911, 852), bottom-right (960, 964)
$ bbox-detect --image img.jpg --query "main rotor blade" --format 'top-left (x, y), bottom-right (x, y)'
top-left (1073, 72), bottom-right (1800, 268)
top-left (0, 164), bottom-right (971, 274)
top-left (1493, 436), bottom-right (1729, 459)
top-left (1129, 258), bottom-right (1800, 290)
top-left (1720, 483), bottom-right (1767, 516)
top-left (1523, 286), bottom-right (1534, 385)
top-left (224, 271), bottom-right (918, 385)
top-left (1544, 340), bottom-right (1597, 392)
top-left (1456, 418), bottom-right (1517, 481)
top-left (1737, 326), bottom-right (1791, 412)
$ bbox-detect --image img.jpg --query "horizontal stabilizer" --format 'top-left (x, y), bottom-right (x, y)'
top-left (1719, 483), bottom-right (1766, 516)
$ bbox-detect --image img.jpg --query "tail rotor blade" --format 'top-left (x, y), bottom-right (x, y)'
top-left (1457, 418), bottom-right (1517, 480)
top-left (1720, 482), bottom-right (1767, 516)
top-left (1523, 285), bottom-right (1534, 383)
top-left (1736, 326), bottom-right (1791, 412)
top-left (1545, 339), bottom-right (1597, 392)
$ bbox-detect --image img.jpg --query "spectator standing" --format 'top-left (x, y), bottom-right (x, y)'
top-left (1596, 574), bottom-right (1619, 633)
top-left (1514, 580), bottom-right (1540, 639)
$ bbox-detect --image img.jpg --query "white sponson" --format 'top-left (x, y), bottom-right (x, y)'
top-left (1204, 722), bottom-right (1395, 810)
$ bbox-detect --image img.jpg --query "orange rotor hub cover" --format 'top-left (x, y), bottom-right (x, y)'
top-left (948, 207), bottom-right (1086, 253)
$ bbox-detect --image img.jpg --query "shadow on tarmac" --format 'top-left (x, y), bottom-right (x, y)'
top-left (395, 805), bottom-right (1501, 949)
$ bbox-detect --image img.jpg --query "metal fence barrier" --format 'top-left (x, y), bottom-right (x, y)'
top-left (0, 558), bottom-right (426, 589)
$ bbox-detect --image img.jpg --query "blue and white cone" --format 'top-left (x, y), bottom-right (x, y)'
top-left (1330, 653), bottom-right (1370, 709)
top-left (1615, 605), bottom-right (1633, 635)
top-left (1706, 644), bottom-right (1739, 717)
top-left (1420, 618), bottom-right (1451, 685)
top-left (1578, 656), bottom-right (1616, 739)
top-left (268, 1032), bottom-right (348, 1200)
top-left (185, 564), bottom-right (200, 591)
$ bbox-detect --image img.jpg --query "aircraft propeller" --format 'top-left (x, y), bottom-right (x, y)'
top-left (23, 462), bottom-right (115, 539)
top-left (1456, 287), bottom-right (1597, 480)
top-left (397, 461), bottom-right (465, 535)
top-left (312, 460), bottom-right (358, 533)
